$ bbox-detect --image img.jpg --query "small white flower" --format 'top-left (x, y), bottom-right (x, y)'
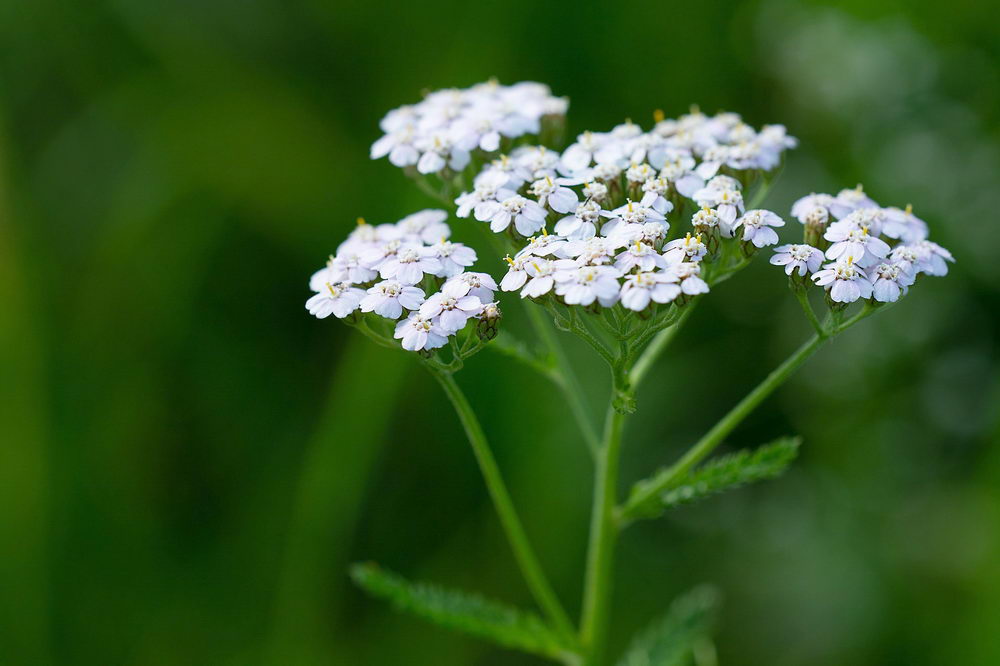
top-left (692, 176), bottom-right (744, 233)
top-left (554, 265), bottom-right (623, 306)
top-left (455, 170), bottom-right (510, 218)
top-left (378, 244), bottom-right (441, 285)
top-left (396, 209), bottom-right (451, 244)
top-left (394, 313), bottom-right (449, 352)
top-left (811, 256), bottom-right (874, 303)
top-left (601, 199), bottom-right (667, 237)
top-left (443, 271), bottom-right (498, 303)
top-left (790, 193), bottom-right (835, 224)
top-left (663, 232), bottom-right (708, 263)
top-left (529, 175), bottom-right (579, 214)
top-left (305, 281), bottom-right (365, 319)
top-left (881, 204), bottom-right (929, 243)
top-left (609, 221), bottom-right (669, 247)
top-left (360, 280), bottom-right (425, 319)
top-left (360, 238), bottom-right (402, 272)
top-left (691, 207), bottom-right (720, 232)
top-left (626, 163), bottom-right (656, 184)
top-left (427, 240), bottom-right (476, 278)
top-left (828, 184), bottom-right (879, 219)
top-left (515, 232), bottom-right (569, 259)
top-left (639, 178), bottom-right (675, 215)
top-left (615, 241), bottom-right (667, 273)
top-left (769, 244), bottom-right (824, 276)
top-left (620, 271), bottom-right (682, 311)
top-left (582, 181), bottom-right (608, 202)
top-left (309, 259), bottom-right (343, 292)
top-left (589, 162), bottom-right (623, 182)
top-left (824, 219), bottom-right (890, 268)
top-left (415, 132), bottom-right (470, 175)
top-left (664, 258), bottom-right (709, 295)
top-left (871, 261), bottom-right (915, 302)
top-left (562, 236), bottom-right (622, 267)
top-left (419, 292), bottom-right (484, 333)
top-left (654, 149), bottom-right (704, 197)
top-left (513, 145), bottom-right (561, 180)
top-left (500, 255), bottom-right (529, 291)
top-left (561, 131), bottom-right (607, 172)
top-left (370, 126), bottom-right (420, 167)
top-left (479, 191), bottom-right (548, 236)
top-left (520, 258), bottom-right (576, 298)
top-left (908, 240), bottom-right (955, 276)
top-left (554, 199), bottom-right (602, 239)
top-left (734, 209), bottom-right (785, 248)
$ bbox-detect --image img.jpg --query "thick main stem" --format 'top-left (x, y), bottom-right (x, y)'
top-left (580, 394), bottom-right (627, 665)
top-left (622, 333), bottom-right (826, 518)
top-left (431, 369), bottom-right (576, 640)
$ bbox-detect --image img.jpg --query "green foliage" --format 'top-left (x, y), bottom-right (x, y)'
top-left (617, 585), bottom-right (721, 666)
top-left (626, 437), bottom-right (801, 520)
top-left (349, 563), bottom-right (577, 660)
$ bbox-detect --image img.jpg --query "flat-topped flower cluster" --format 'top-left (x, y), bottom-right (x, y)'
top-left (306, 210), bottom-right (499, 351)
top-left (310, 80), bottom-right (954, 354)
top-left (776, 186), bottom-right (953, 304)
top-left (370, 80), bottom-right (568, 176)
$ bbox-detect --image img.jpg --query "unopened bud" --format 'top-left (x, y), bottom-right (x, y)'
top-left (477, 302), bottom-right (502, 341)
top-left (803, 207), bottom-right (829, 248)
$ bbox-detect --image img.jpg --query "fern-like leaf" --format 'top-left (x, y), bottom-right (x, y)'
top-left (626, 436), bottom-right (801, 520)
top-left (350, 562), bottom-right (576, 660)
top-left (617, 585), bottom-right (721, 666)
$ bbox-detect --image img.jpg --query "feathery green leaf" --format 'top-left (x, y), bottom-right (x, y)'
top-left (617, 585), bottom-right (720, 666)
top-left (626, 436), bottom-right (801, 520)
top-left (349, 562), bottom-right (577, 660)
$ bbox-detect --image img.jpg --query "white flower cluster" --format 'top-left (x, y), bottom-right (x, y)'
top-left (454, 109), bottom-right (795, 244)
top-left (558, 109), bottom-right (796, 182)
top-left (772, 186), bottom-right (953, 303)
top-left (305, 210), bottom-right (500, 351)
top-left (370, 80), bottom-right (568, 176)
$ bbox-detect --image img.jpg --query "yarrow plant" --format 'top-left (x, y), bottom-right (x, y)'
top-left (307, 80), bottom-right (953, 665)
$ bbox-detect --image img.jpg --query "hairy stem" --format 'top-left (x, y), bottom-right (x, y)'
top-left (431, 368), bottom-right (577, 641)
top-left (580, 385), bottom-right (628, 664)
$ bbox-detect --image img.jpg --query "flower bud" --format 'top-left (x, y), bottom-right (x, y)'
top-left (476, 302), bottom-right (502, 342)
top-left (803, 206), bottom-right (829, 248)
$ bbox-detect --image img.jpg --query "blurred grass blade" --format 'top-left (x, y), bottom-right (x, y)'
top-left (350, 563), bottom-right (578, 661)
top-left (267, 338), bottom-right (411, 663)
top-left (626, 437), bottom-right (801, 520)
top-left (0, 114), bottom-right (52, 665)
top-left (617, 585), bottom-right (720, 666)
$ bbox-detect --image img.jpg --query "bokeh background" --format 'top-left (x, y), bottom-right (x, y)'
top-left (1, 0), bottom-right (998, 664)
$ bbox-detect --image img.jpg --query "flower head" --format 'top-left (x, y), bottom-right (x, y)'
top-left (811, 256), bottom-right (874, 303)
top-left (770, 244), bottom-right (824, 276)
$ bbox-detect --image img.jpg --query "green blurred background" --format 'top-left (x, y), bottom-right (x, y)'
top-left (1, 0), bottom-right (998, 664)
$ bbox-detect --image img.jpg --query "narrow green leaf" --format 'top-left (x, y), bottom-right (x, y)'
top-left (627, 436), bottom-right (801, 520)
top-left (349, 562), bottom-right (576, 660)
top-left (617, 585), bottom-right (721, 666)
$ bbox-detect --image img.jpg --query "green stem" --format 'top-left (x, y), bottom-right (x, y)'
top-left (794, 289), bottom-right (828, 338)
top-left (580, 387), bottom-right (628, 665)
top-left (621, 332), bottom-right (826, 520)
top-left (629, 304), bottom-right (697, 389)
top-left (430, 368), bottom-right (577, 641)
top-left (526, 302), bottom-right (602, 454)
